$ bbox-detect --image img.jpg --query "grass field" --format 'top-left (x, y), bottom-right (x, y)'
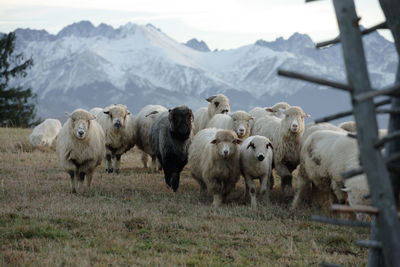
top-left (0, 127), bottom-right (369, 266)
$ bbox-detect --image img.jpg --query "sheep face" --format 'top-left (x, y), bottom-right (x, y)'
top-left (282, 106), bottom-right (309, 134)
top-left (104, 105), bottom-right (130, 130)
top-left (230, 112), bottom-right (253, 138)
top-left (169, 106), bottom-right (193, 139)
top-left (247, 137), bottom-right (273, 162)
top-left (68, 109), bottom-right (96, 140)
top-left (266, 102), bottom-right (290, 118)
top-left (211, 130), bottom-right (241, 158)
top-left (207, 94), bottom-right (230, 115)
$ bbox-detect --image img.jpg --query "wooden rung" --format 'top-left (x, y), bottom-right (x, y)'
top-left (277, 69), bottom-right (352, 92)
top-left (355, 239), bottom-right (382, 249)
top-left (375, 130), bottom-right (400, 148)
top-left (315, 22), bottom-right (387, 48)
top-left (341, 167), bottom-right (364, 179)
top-left (331, 204), bottom-right (379, 214)
top-left (355, 83), bottom-right (400, 102)
top-left (347, 133), bottom-right (357, 139)
top-left (311, 215), bottom-right (371, 227)
top-left (376, 108), bottom-right (400, 115)
top-left (385, 152), bottom-right (400, 164)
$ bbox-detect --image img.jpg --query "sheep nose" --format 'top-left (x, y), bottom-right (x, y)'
top-left (238, 129), bottom-right (245, 135)
top-left (114, 121), bottom-right (122, 129)
top-left (78, 130), bottom-right (84, 136)
top-left (223, 150), bottom-right (229, 156)
top-left (257, 155), bottom-right (265, 161)
top-left (221, 109), bottom-right (229, 114)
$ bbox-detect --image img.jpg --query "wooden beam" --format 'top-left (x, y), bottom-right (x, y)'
top-left (277, 69), bottom-right (353, 92)
top-left (355, 83), bottom-right (400, 102)
top-left (356, 240), bottom-right (382, 249)
top-left (341, 167), bottom-right (364, 179)
top-left (375, 130), bottom-right (400, 148)
top-left (333, 1), bottom-right (400, 265)
top-left (311, 215), bottom-right (371, 227)
top-left (331, 204), bottom-right (379, 214)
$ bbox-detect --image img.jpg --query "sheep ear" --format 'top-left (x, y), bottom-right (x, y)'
top-left (145, 111), bottom-right (158, 117)
top-left (233, 139), bottom-right (242, 145)
top-left (267, 143), bottom-right (273, 150)
top-left (206, 95), bottom-right (217, 102)
top-left (265, 108), bottom-right (273, 112)
top-left (65, 112), bottom-right (71, 117)
top-left (341, 187), bottom-right (351, 192)
top-left (210, 139), bottom-right (217, 144)
top-left (89, 114), bottom-right (96, 120)
top-left (103, 111), bottom-right (110, 115)
top-left (249, 116), bottom-right (254, 121)
top-left (246, 142), bottom-right (254, 149)
top-left (303, 113), bottom-right (311, 118)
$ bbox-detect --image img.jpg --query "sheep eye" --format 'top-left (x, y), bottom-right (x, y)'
top-left (214, 102), bottom-right (219, 107)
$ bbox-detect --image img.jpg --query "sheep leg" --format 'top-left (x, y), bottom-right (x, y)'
top-left (212, 194), bottom-right (223, 209)
top-left (275, 163), bottom-right (292, 194)
top-left (291, 171), bottom-right (310, 209)
top-left (259, 174), bottom-right (271, 204)
top-left (244, 175), bottom-right (257, 209)
top-left (78, 172), bottom-right (85, 194)
top-left (269, 171), bottom-right (275, 190)
top-left (150, 155), bottom-right (158, 173)
top-left (113, 154), bottom-right (121, 174)
top-left (69, 170), bottom-right (77, 194)
top-left (105, 154), bottom-right (113, 173)
top-left (85, 170), bottom-right (94, 192)
top-left (171, 172), bottom-right (180, 192)
top-left (140, 151), bottom-right (149, 168)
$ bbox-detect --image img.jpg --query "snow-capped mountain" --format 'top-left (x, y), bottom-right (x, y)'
top-left (8, 21), bottom-right (398, 126)
top-left (184, 38), bottom-right (211, 52)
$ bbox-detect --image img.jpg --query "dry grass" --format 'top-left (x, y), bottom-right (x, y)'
top-left (0, 127), bottom-right (369, 266)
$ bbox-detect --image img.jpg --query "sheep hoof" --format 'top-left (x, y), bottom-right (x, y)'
top-left (115, 169), bottom-right (120, 174)
top-left (106, 168), bottom-right (113, 173)
top-left (71, 188), bottom-right (77, 194)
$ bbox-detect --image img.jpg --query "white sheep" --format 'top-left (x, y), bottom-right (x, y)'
top-left (252, 106), bottom-right (309, 193)
top-left (301, 122), bottom-right (346, 149)
top-left (239, 135), bottom-right (274, 209)
top-left (188, 128), bottom-right (242, 208)
top-left (193, 94), bottom-right (230, 134)
top-left (206, 111), bottom-right (253, 140)
top-left (338, 121), bottom-right (357, 132)
top-left (89, 107), bottom-right (104, 118)
top-left (133, 104), bottom-right (168, 171)
top-left (249, 102), bottom-right (291, 135)
top-left (97, 104), bottom-right (136, 174)
top-left (56, 109), bottom-right (105, 193)
top-left (292, 130), bottom-right (370, 220)
top-left (29, 118), bottom-right (62, 147)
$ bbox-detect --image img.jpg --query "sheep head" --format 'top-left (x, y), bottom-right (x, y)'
top-left (230, 111), bottom-right (253, 139)
top-left (68, 109), bottom-right (96, 140)
top-left (210, 129), bottom-right (241, 159)
top-left (246, 136), bottom-right (273, 162)
top-left (206, 94), bottom-right (230, 117)
top-left (281, 106), bottom-right (310, 134)
top-left (168, 105), bottom-right (193, 140)
top-left (103, 104), bottom-right (130, 130)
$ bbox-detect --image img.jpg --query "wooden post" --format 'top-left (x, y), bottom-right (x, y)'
top-left (378, 0), bottom-right (400, 206)
top-left (332, 1), bottom-right (400, 266)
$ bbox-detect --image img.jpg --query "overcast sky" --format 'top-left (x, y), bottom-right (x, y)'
top-left (0, 0), bottom-right (391, 50)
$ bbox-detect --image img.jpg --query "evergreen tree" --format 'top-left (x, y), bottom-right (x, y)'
top-left (0, 32), bottom-right (38, 127)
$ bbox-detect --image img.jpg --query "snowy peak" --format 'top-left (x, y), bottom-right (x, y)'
top-left (14, 28), bottom-right (55, 42)
top-left (184, 38), bottom-right (211, 52)
top-left (57, 20), bottom-right (96, 38)
top-left (255, 32), bottom-right (314, 51)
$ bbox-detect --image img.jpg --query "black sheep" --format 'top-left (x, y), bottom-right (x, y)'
top-left (149, 105), bottom-right (193, 192)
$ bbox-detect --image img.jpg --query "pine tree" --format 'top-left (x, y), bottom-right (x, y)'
top-left (0, 32), bottom-right (38, 127)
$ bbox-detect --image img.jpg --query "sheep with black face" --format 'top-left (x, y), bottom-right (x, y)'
top-left (97, 104), bottom-right (136, 174)
top-left (149, 105), bottom-right (193, 192)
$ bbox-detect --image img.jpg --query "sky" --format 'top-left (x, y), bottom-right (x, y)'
top-left (0, 0), bottom-right (391, 50)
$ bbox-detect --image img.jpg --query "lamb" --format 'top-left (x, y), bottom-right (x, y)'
top-left (292, 130), bottom-right (370, 220)
top-left (89, 107), bottom-right (104, 118)
top-left (29, 118), bottom-right (62, 147)
top-left (133, 104), bottom-right (168, 171)
top-left (252, 106), bottom-right (309, 193)
top-left (56, 109), bottom-right (105, 193)
top-left (239, 135), bottom-right (274, 209)
top-left (193, 94), bottom-right (230, 134)
top-left (338, 121), bottom-right (357, 132)
top-left (188, 128), bottom-right (242, 208)
top-left (206, 111), bottom-right (253, 140)
top-left (96, 104), bottom-right (136, 174)
top-left (149, 105), bottom-right (193, 192)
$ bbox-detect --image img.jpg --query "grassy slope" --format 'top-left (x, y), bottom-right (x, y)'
top-left (0, 127), bottom-right (368, 266)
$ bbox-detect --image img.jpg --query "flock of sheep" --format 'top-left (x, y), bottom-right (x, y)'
top-left (29, 94), bottom-right (372, 218)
